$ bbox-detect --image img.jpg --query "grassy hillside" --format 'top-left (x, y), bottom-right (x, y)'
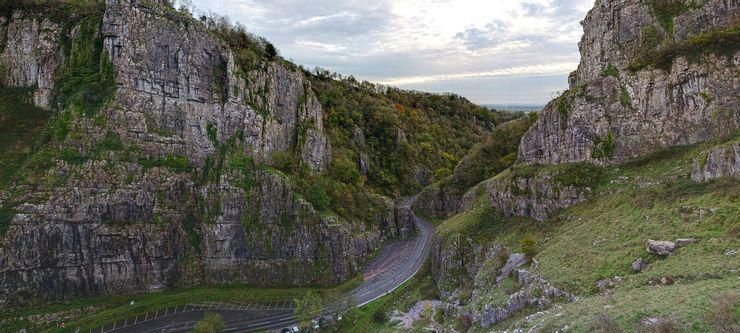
top-left (308, 72), bottom-right (522, 197)
top-left (431, 136), bottom-right (739, 332)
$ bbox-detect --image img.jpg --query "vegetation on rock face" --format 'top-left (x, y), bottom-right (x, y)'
top-left (57, 15), bottom-right (116, 117)
top-left (601, 63), bottom-right (619, 78)
top-left (629, 24), bottom-right (740, 71)
top-left (592, 132), bottom-right (616, 159)
top-left (646, 0), bottom-right (708, 33)
top-left (0, 88), bottom-right (52, 190)
top-left (446, 114), bottom-right (537, 192)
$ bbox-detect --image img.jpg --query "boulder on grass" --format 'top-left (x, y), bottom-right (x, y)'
top-left (675, 238), bottom-right (696, 247)
top-left (646, 240), bottom-right (676, 256)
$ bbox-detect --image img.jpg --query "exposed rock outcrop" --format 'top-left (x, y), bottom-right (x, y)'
top-left (0, 12), bottom-right (60, 109)
top-left (692, 142), bottom-right (739, 181)
top-left (481, 170), bottom-right (590, 222)
top-left (475, 269), bottom-right (576, 328)
top-left (646, 240), bottom-right (677, 256)
top-left (412, 184), bottom-right (463, 219)
top-left (518, 0), bottom-right (739, 166)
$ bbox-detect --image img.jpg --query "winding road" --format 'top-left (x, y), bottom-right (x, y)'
top-left (92, 215), bottom-right (434, 333)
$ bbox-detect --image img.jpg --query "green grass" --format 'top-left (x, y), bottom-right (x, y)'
top-left (1, 277), bottom-right (363, 333)
top-left (516, 278), bottom-right (738, 332)
top-left (0, 87), bottom-right (53, 190)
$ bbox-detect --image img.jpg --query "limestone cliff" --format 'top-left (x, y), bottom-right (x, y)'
top-left (0, 0), bottom-right (414, 306)
top-left (519, 0), bottom-right (738, 166)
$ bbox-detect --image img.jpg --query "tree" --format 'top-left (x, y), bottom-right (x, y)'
top-left (263, 39), bottom-right (278, 60)
top-left (324, 289), bottom-right (349, 317)
top-left (192, 312), bottom-right (225, 333)
top-left (294, 291), bottom-right (322, 329)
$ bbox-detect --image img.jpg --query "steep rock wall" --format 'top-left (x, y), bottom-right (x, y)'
top-left (692, 141), bottom-right (739, 181)
top-left (518, 0), bottom-right (739, 166)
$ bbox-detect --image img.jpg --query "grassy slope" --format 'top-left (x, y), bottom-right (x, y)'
top-left (435, 137), bottom-right (739, 332)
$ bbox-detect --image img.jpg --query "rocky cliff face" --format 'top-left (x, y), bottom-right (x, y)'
top-left (0, 0), bottom-right (413, 306)
top-left (692, 141), bottom-right (739, 181)
top-left (518, 0), bottom-right (738, 166)
top-left (480, 169), bottom-right (591, 222)
top-left (0, 12), bottom-right (59, 109)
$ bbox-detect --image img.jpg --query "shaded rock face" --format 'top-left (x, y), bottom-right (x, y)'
top-left (692, 142), bottom-right (739, 181)
top-left (412, 185), bottom-right (463, 219)
top-left (430, 234), bottom-right (502, 295)
top-left (0, 12), bottom-right (60, 109)
top-left (0, 1), bottom-right (413, 306)
top-left (518, 0), bottom-right (739, 166)
top-left (482, 172), bottom-right (589, 222)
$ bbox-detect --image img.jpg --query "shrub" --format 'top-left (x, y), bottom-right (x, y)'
top-left (591, 313), bottom-right (625, 333)
top-left (264, 41), bottom-right (278, 60)
top-left (331, 156), bottom-right (360, 185)
top-left (592, 132), bottom-right (616, 159)
top-left (294, 291), bottom-right (322, 329)
top-left (458, 314), bottom-right (472, 332)
top-left (269, 151), bottom-right (298, 174)
top-left (0, 205), bottom-right (14, 237)
top-left (619, 85), bottom-right (632, 108)
top-left (630, 25), bottom-right (739, 71)
top-left (553, 163), bottom-right (606, 188)
top-left (520, 234), bottom-right (537, 258)
top-left (706, 293), bottom-right (739, 333)
top-left (556, 93), bottom-right (571, 117)
top-left (602, 63), bottom-right (619, 78)
top-left (140, 155), bottom-right (190, 173)
top-left (646, 0), bottom-right (691, 33)
top-left (647, 319), bottom-right (678, 333)
top-left (372, 304), bottom-right (388, 323)
top-left (95, 131), bottom-right (124, 152)
top-left (59, 148), bottom-right (87, 165)
top-left (206, 123), bottom-right (218, 146)
top-left (192, 312), bottom-right (225, 333)
top-left (305, 182), bottom-right (330, 211)
top-left (56, 15), bottom-right (116, 117)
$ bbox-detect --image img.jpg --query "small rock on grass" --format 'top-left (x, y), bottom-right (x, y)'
top-left (631, 258), bottom-right (645, 272)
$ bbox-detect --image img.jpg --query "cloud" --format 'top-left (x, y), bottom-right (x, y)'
top-left (190, 0), bottom-right (594, 104)
top-left (378, 62), bottom-right (579, 85)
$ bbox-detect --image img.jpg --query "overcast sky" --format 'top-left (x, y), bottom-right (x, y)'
top-left (189, 0), bottom-right (594, 104)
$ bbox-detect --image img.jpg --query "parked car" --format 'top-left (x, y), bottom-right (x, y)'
top-left (280, 328), bottom-right (292, 333)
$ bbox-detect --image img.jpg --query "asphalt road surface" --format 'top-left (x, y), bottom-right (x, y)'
top-left (91, 215), bottom-right (434, 333)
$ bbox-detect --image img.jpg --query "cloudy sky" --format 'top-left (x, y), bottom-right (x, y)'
top-left (189, 0), bottom-right (594, 104)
